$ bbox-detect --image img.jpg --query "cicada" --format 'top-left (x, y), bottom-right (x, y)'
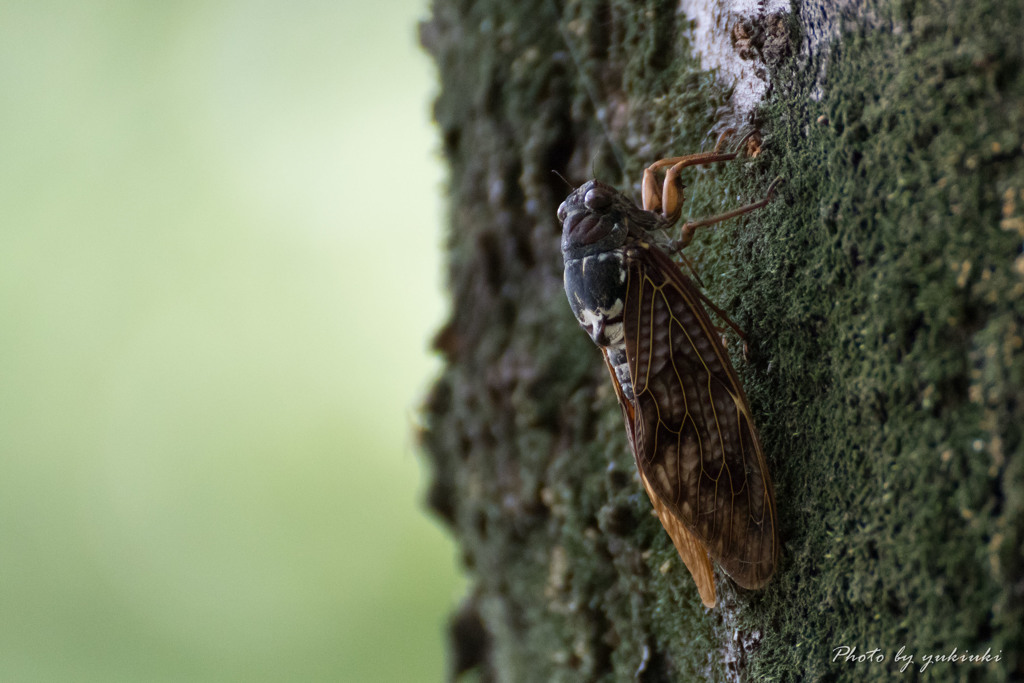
top-left (558, 150), bottom-right (780, 608)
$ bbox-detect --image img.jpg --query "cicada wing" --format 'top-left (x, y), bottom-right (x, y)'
top-left (623, 244), bottom-right (777, 590)
top-left (599, 347), bottom-right (717, 607)
top-left (639, 469), bottom-right (717, 607)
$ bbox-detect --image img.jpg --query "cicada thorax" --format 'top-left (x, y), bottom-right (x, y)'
top-left (561, 180), bottom-right (671, 400)
top-left (557, 168), bottom-right (779, 608)
top-left (562, 248), bottom-right (632, 396)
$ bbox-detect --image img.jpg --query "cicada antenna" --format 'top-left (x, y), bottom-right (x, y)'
top-left (551, 169), bottom-right (573, 191)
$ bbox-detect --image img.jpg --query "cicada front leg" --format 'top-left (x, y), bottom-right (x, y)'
top-left (641, 151), bottom-right (740, 221)
top-left (641, 140), bottom-right (782, 249)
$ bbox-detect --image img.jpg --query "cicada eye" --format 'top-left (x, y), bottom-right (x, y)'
top-left (584, 187), bottom-right (612, 211)
top-left (556, 201), bottom-right (568, 223)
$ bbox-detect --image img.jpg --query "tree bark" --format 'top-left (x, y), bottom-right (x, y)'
top-left (420, 0), bottom-right (1024, 680)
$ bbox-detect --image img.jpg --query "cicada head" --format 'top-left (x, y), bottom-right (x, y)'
top-left (557, 180), bottom-right (634, 260)
top-left (558, 180), bottom-right (668, 261)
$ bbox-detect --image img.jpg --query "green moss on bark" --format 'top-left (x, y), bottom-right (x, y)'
top-left (421, 0), bottom-right (1024, 680)
top-left (740, 2), bottom-right (1024, 679)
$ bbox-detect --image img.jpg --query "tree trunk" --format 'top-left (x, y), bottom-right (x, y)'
top-left (419, 0), bottom-right (1024, 680)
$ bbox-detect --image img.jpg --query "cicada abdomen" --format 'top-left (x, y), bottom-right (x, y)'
top-left (558, 154), bottom-right (781, 608)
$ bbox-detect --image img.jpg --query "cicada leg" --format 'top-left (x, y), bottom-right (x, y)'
top-left (641, 130), bottom-right (771, 229)
top-left (641, 151), bottom-right (739, 219)
top-left (669, 175), bottom-right (783, 340)
top-left (673, 176), bottom-right (784, 250)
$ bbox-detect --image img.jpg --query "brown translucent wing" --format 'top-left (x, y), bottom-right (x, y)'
top-left (599, 350), bottom-right (717, 607)
top-left (639, 469), bottom-right (718, 607)
top-left (622, 243), bottom-right (778, 593)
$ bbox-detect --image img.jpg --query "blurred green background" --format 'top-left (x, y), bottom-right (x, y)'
top-left (0, 1), bottom-right (463, 680)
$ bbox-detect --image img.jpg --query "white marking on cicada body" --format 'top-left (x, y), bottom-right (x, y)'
top-left (592, 249), bottom-right (628, 284)
top-left (577, 288), bottom-right (625, 348)
top-left (603, 321), bottom-right (624, 346)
